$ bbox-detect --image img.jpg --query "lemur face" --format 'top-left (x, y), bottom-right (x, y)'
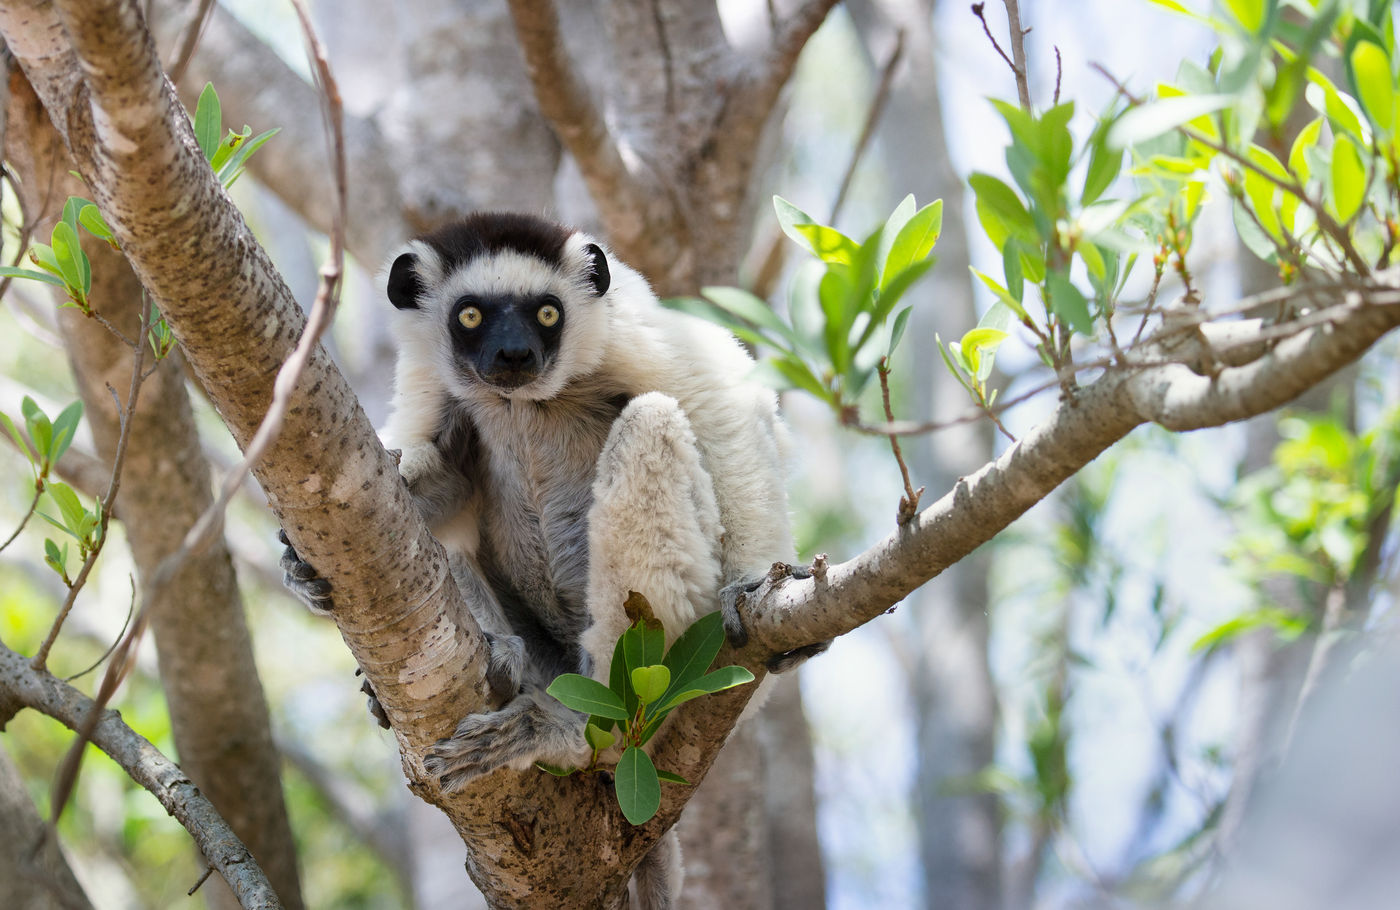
top-left (445, 287), bottom-right (565, 392)
top-left (386, 213), bottom-right (611, 401)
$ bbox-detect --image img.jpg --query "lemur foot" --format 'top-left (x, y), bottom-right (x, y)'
top-left (424, 691), bottom-right (588, 792)
top-left (278, 529), bottom-right (334, 613)
top-left (719, 562), bottom-right (830, 673)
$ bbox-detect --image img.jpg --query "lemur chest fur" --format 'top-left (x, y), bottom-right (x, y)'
top-left (466, 384), bottom-right (629, 626)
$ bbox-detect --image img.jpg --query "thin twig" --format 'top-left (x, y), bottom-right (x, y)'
top-left (878, 358), bottom-right (923, 525)
top-left (752, 27), bottom-right (906, 299)
top-left (1053, 45), bottom-right (1062, 106)
top-left (61, 574), bottom-right (135, 682)
top-left (0, 484), bottom-right (42, 554)
top-left (166, 0), bottom-right (215, 86)
top-left (187, 864), bottom-right (215, 897)
top-left (971, 3), bottom-right (1017, 79)
top-left (848, 277), bottom-right (1397, 438)
top-left (1002, 0), bottom-right (1033, 110)
top-left (31, 300), bottom-right (151, 671)
top-left (830, 29), bottom-right (905, 225)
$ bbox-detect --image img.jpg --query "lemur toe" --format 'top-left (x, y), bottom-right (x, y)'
top-left (278, 529), bottom-right (335, 613)
top-left (357, 673), bottom-right (391, 729)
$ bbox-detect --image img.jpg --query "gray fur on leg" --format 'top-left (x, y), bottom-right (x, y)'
top-left (630, 829), bottom-right (682, 910)
top-left (424, 687), bottom-right (590, 792)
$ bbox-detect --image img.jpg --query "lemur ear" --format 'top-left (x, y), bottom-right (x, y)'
top-left (584, 243), bottom-right (610, 297)
top-left (387, 253), bottom-right (425, 310)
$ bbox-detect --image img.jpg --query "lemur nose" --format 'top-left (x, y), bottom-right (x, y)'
top-left (496, 347), bottom-right (535, 367)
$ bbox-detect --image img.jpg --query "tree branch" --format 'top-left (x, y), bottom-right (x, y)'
top-left (506, 0), bottom-right (643, 226)
top-left (0, 642), bottom-right (283, 909)
top-left (733, 282), bottom-right (1400, 656)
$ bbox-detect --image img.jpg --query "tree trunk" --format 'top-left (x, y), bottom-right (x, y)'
top-left (5, 70), bottom-right (305, 910)
top-left (0, 743), bottom-right (95, 910)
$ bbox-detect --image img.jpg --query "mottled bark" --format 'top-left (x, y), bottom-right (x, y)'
top-left (0, 743), bottom-right (94, 910)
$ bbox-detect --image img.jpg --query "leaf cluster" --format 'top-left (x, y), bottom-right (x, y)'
top-left (668, 194), bottom-right (942, 422)
top-left (544, 609), bottom-right (754, 825)
top-left (0, 396), bottom-right (92, 582)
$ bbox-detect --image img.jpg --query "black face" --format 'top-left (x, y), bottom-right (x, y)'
top-left (449, 292), bottom-right (566, 391)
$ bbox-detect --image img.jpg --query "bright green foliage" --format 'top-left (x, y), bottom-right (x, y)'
top-left (545, 610), bottom-right (753, 824)
top-left (191, 83), bottom-right (281, 189)
top-left (668, 194), bottom-right (941, 420)
top-left (1, 396), bottom-right (83, 487)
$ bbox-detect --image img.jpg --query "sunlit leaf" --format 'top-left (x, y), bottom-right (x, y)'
top-left (1330, 133), bottom-right (1366, 222)
top-left (1108, 94), bottom-right (1234, 147)
top-left (1349, 40), bottom-right (1394, 134)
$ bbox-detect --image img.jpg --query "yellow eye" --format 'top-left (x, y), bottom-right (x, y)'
top-left (537, 304), bottom-right (560, 327)
top-left (458, 307), bottom-right (483, 329)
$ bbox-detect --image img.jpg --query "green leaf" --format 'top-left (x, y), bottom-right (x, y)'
top-left (49, 220), bottom-right (87, 298)
top-left (756, 357), bottom-right (830, 401)
top-left (78, 204), bottom-right (115, 242)
top-left (546, 674), bottom-right (629, 720)
top-left (960, 328), bottom-right (1009, 383)
top-left (1287, 117), bottom-right (1324, 183)
top-left (631, 665), bottom-right (671, 705)
top-left (874, 194), bottom-right (917, 274)
top-left (969, 174), bottom-right (1036, 247)
top-left (880, 199), bottom-right (943, 286)
top-left (60, 196), bottom-right (85, 231)
top-left (1108, 94), bottom-right (1234, 147)
top-left (623, 620), bottom-right (666, 685)
top-left (1191, 607), bottom-right (1308, 654)
top-left (0, 411), bottom-right (34, 463)
top-left (970, 268), bottom-right (1030, 323)
top-left (817, 267), bottom-right (855, 374)
top-left (792, 223), bottom-right (859, 266)
top-left (0, 266), bottom-right (66, 288)
top-left (1082, 122), bottom-right (1124, 205)
top-left (655, 770), bottom-right (691, 785)
top-left (1046, 272), bottom-right (1093, 335)
top-left (654, 665), bottom-right (756, 714)
top-left (46, 482), bottom-right (86, 530)
top-left (1349, 40), bottom-right (1394, 134)
top-left (44, 538), bottom-right (66, 572)
top-left (615, 746), bottom-right (661, 825)
top-left (886, 306), bottom-right (913, 361)
top-left (1223, 0), bottom-right (1266, 31)
top-left (585, 722), bottom-right (617, 751)
top-left (1330, 133), bottom-right (1366, 222)
top-left (48, 401), bottom-right (83, 464)
top-left (661, 611), bottom-right (725, 696)
top-left (215, 127), bottom-right (280, 187)
top-left (699, 286), bottom-right (801, 351)
top-left (26, 244), bottom-right (63, 279)
top-left (773, 196), bottom-right (820, 257)
top-left (1305, 69), bottom-right (1364, 139)
top-left (608, 638), bottom-right (639, 718)
top-left (859, 258), bottom-right (935, 353)
top-left (194, 83), bottom-right (222, 160)
top-left (22, 398), bottom-right (52, 459)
